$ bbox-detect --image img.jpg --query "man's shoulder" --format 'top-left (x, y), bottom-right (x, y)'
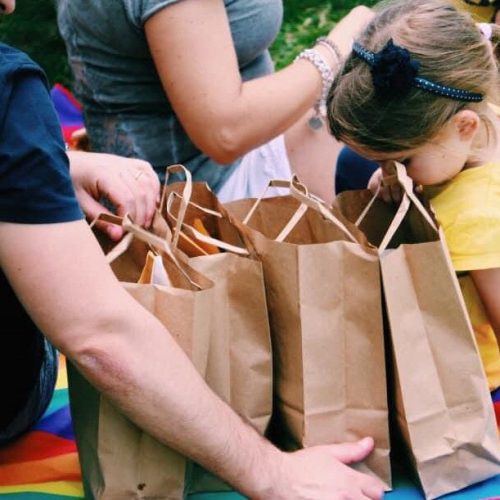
top-left (0, 43), bottom-right (45, 82)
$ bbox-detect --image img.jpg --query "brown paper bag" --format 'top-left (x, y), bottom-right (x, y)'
top-left (160, 165), bottom-right (273, 493)
top-left (224, 179), bottom-right (391, 487)
top-left (68, 214), bottom-right (214, 499)
top-left (336, 162), bottom-right (500, 499)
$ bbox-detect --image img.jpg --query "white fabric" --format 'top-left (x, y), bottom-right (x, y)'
top-left (479, 22), bottom-right (493, 40)
top-left (217, 134), bottom-right (293, 202)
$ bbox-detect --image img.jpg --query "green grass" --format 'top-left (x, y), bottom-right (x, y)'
top-left (271, 1), bottom-right (377, 69)
top-left (0, 1), bottom-right (376, 88)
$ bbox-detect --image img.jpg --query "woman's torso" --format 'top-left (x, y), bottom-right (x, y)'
top-left (56, 0), bottom-right (283, 190)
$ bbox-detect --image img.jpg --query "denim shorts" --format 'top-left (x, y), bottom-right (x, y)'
top-left (0, 338), bottom-right (58, 446)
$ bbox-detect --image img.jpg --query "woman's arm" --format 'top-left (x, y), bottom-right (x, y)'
top-left (0, 219), bottom-right (384, 499)
top-left (470, 268), bottom-right (500, 343)
top-left (145, 0), bottom-right (372, 164)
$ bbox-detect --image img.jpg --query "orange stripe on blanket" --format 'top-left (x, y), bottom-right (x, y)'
top-left (0, 452), bottom-right (81, 485)
top-left (0, 431), bottom-right (77, 464)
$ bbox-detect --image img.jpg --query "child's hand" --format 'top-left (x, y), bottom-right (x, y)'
top-left (367, 162), bottom-right (404, 203)
top-left (368, 161), bottom-right (423, 204)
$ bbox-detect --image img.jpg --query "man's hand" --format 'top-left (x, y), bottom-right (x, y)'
top-left (271, 437), bottom-right (386, 500)
top-left (68, 150), bottom-right (160, 240)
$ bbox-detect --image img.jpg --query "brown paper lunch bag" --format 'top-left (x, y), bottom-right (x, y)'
top-left (335, 161), bottom-right (500, 499)
top-left (223, 179), bottom-right (391, 487)
top-left (159, 165), bottom-right (273, 494)
top-left (68, 214), bottom-right (215, 500)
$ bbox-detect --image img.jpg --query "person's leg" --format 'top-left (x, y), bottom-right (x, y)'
top-left (284, 110), bottom-right (342, 205)
top-left (0, 337), bottom-right (58, 446)
top-left (335, 146), bottom-right (379, 195)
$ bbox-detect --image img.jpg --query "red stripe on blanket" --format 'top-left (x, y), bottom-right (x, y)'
top-left (0, 430), bottom-right (77, 464)
top-left (0, 452), bottom-right (81, 485)
top-left (53, 83), bottom-right (82, 111)
top-left (494, 400), bottom-right (500, 430)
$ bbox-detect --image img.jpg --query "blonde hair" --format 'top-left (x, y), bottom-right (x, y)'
top-left (327, 0), bottom-right (500, 153)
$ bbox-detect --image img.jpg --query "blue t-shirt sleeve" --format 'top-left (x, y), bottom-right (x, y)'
top-left (0, 52), bottom-right (83, 224)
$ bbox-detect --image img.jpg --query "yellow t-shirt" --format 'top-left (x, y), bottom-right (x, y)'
top-left (449, 0), bottom-right (496, 22)
top-left (425, 162), bottom-right (500, 391)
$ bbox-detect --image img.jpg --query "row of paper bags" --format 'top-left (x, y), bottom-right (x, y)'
top-left (68, 163), bottom-right (500, 500)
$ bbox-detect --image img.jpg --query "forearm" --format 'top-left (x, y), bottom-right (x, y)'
top-left (0, 220), bottom-right (281, 497)
top-left (206, 60), bottom-right (325, 163)
top-left (146, 1), bottom-right (372, 163)
top-left (73, 316), bottom-right (282, 498)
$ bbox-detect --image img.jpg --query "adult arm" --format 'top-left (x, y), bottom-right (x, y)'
top-left (145, 0), bottom-right (373, 164)
top-left (67, 150), bottom-right (160, 240)
top-left (470, 268), bottom-right (500, 343)
top-left (0, 219), bottom-right (384, 499)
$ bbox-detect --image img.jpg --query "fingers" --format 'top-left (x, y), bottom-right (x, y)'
top-left (103, 159), bottom-right (160, 228)
top-left (367, 168), bottom-right (383, 194)
top-left (380, 183), bottom-right (402, 204)
top-left (362, 481), bottom-right (386, 500)
top-left (69, 152), bottom-right (161, 238)
top-left (329, 437), bottom-right (375, 464)
top-left (77, 190), bottom-right (125, 241)
top-left (331, 439), bottom-right (386, 499)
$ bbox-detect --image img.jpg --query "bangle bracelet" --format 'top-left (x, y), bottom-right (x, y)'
top-left (294, 48), bottom-right (335, 129)
top-left (315, 36), bottom-right (342, 67)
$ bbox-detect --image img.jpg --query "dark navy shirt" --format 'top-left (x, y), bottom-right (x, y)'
top-left (0, 44), bottom-right (83, 428)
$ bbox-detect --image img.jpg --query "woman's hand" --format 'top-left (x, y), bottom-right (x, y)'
top-left (326, 6), bottom-right (375, 60)
top-left (67, 150), bottom-right (160, 240)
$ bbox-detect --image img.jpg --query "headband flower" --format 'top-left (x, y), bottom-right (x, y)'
top-left (371, 39), bottom-right (420, 97)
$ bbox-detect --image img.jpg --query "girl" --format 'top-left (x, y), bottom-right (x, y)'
top-left (327, 0), bottom-right (500, 419)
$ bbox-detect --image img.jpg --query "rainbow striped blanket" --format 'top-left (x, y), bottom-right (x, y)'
top-left (0, 356), bottom-right (82, 499)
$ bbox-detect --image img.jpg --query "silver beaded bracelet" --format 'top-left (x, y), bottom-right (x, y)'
top-left (294, 48), bottom-right (335, 129)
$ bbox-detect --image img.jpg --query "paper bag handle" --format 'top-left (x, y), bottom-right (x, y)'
top-left (240, 178), bottom-right (310, 242)
top-left (90, 213), bottom-right (202, 289)
top-left (160, 164), bottom-right (193, 249)
top-left (166, 191), bottom-right (249, 256)
top-left (356, 162), bottom-right (438, 251)
top-left (241, 177), bottom-right (358, 243)
top-left (289, 179), bottom-right (358, 243)
top-left (242, 178), bottom-right (308, 225)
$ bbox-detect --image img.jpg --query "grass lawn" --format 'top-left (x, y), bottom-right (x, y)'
top-left (0, 1), bottom-right (376, 88)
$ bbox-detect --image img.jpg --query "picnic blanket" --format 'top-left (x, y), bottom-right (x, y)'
top-left (50, 83), bottom-right (84, 145)
top-left (0, 355), bottom-right (82, 499)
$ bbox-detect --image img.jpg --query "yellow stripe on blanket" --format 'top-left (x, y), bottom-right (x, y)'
top-left (56, 355), bottom-right (68, 390)
top-left (0, 480), bottom-right (83, 496)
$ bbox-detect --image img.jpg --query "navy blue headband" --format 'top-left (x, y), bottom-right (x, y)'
top-left (352, 39), bottom-right (483, 102)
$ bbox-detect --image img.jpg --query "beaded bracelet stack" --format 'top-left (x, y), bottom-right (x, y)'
top-left (294, 36), bottom-right (341, 129)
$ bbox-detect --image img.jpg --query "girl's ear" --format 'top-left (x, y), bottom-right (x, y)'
top-left (452, 110), bottom-right (480, 141)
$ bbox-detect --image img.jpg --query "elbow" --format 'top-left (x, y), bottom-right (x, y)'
top-left (56, 321), bottom-right (133, 395)
top-left (198, 124), bottom-right (247, 165)
top-left (66, 336), bottom-right (132, 394)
